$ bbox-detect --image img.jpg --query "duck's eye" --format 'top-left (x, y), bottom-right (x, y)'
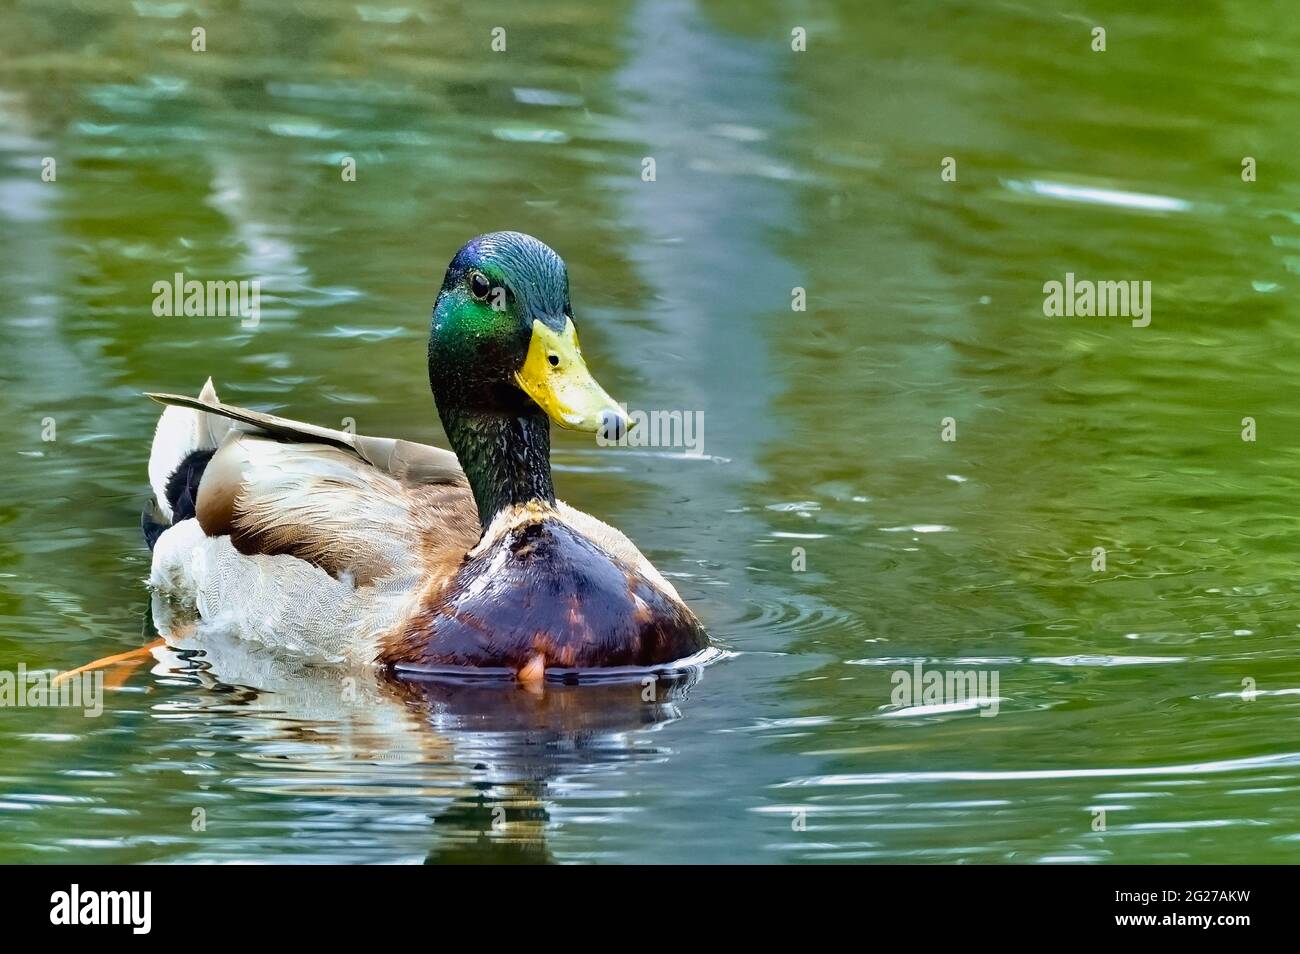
top-left (469, 271), bottom-right (491, 301)
top-left (547, 353), bottom-right (560, 367)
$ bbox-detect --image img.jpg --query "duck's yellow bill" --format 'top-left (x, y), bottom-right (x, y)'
top-left (516, 317), bottom-right (627, 434)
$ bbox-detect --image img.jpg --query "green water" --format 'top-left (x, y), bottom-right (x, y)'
top-left (3, 0), bottom-right (1300, 863)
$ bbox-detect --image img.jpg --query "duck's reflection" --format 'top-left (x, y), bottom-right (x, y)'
top-left (419, 780), bottom-right (556, 864)
top-left (390, 673), bottom-right (695, 862)
top-left (144, 602), bottom-right (703, 862)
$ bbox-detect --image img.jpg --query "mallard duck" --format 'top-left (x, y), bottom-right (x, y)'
top-left (141, 231), bottom-right (708, 682)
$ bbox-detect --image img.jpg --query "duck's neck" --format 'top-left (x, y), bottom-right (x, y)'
top-left (437, 401), bottom-right (556, 531)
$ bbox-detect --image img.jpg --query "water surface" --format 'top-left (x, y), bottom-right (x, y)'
top-left (2, 0), bottom-right (1300, 863)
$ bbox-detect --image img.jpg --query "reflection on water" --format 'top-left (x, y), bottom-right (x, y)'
top-left (126, 627), bottom-right (706, 864)
top-left (4, 1), bottom-right (1300, 863)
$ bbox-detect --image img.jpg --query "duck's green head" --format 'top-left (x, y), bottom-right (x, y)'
top-left (428, 231), bottom-right (624, 433)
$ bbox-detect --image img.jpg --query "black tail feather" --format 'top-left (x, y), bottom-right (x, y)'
top-left (141, 502), bottom-right (169, 550)
top-left (142, 447), bottom-right (217, 551)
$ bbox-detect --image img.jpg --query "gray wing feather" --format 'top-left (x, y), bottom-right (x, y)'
top-left (146, 392), bottom-right (465, 486)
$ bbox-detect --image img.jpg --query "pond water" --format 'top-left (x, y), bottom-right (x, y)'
top-left (2, 0), bottom-right (1300, 863)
